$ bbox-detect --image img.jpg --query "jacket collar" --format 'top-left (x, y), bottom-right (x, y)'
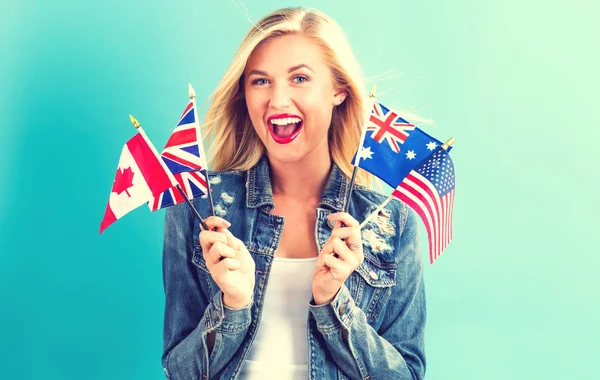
top-left (245, 155), bottom-right (350, 212)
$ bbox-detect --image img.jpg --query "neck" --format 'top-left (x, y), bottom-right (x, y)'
top-left (269, 154), bottom-right (332, 202)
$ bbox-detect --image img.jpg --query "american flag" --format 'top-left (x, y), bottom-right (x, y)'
top-left (392, 147), bottom-right (455, 264)
top-left (160, 101), bottom-right (207, 174)
top-left (366, 101), bottom-right (415, 153)
top-left (149, 170), bottom-right (207, 211)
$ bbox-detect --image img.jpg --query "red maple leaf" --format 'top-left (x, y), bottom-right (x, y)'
top-left (112, 167), bottom-right (135, 197)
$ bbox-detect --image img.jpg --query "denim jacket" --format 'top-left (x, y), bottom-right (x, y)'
top-left (162, 156), bottom-right (426, 380)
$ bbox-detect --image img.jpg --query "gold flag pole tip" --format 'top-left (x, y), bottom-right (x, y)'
top-left (188, 82), bottom-right (196, 99)
top-left (369, 83), bottom-right (377, 98)
top-left (441, 137), bottom-right (455, 151)
top-left (129, 115), bottom-right (141, 129)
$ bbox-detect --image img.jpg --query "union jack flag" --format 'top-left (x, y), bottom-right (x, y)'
top-left (392, 147), bottom-right (455, 264)
top-left (161, 101), bottom-right (207, 174)
top-left (150, 170), bottom-right (207, 211)
top-left (353, 103), bottom-right (423, 187)
top-left (149, 91), bottom-right (209, 211)
top-left (367, 101), bottom-right (415, 153)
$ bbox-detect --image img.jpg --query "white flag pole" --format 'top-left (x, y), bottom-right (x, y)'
top-left (188, 82), bottom-right (215, 217)
top-left (189, 83), bottom-right (208, 169)
top-left (342, 84), bottom-right (377, 213)
top-left (359, 194), bottom-right (394, 230)
top-left (354, 83), bottom-right (377, 169)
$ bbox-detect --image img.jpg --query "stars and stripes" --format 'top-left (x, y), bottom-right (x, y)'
top-left (392, 147), bottom-right (455, 264)
top-left (366, 101), bottom-right (415, 153)
top-left (149, 170), bottom-right (207, 211)
top-left (160, 101), bottom-right (207, 174)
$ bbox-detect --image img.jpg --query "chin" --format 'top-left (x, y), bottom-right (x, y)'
top-left (266, 149), bottom-right (308, 165)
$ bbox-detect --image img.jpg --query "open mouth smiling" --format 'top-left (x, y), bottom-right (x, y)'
top-left (267, 114), bottom-right (303, 144)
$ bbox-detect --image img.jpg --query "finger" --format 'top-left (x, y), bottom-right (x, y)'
top-left (328, 213), bottom-right (362, 246)
top-left (332, 238), bottom-right (360, 268)
top-left (329, 227), bottom-right (360, 240)
top-left (329, 226), bottom-right (362, 253)
top-left (331, 237), bottom-right (353, 260)
top-left (205, 241), bottom-right (236, 268)
top-left (319, 238), bottom-right (335, 256)
top-left (220, 228), bottom-right (244, 251)
top-left (319, 237), bottom-right (345, 261)
top-left (199, 230), bottom-right (228, 245)
top-left (327, 212), bottom-right (359, 228)
top-left (199, 230), bottom-right (228, 255)
top-left (213, 257), bottom-right (241, 273)
top-left (316, 237), bottom-right (335, 267)
top-left (201, 216), bottom-right (231, 231)
top-left (210, 257), bottom-right (242, 283)
top-left (323, 253), bottom-right (352, 278)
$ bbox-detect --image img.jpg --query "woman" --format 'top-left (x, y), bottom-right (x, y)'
top-left (162, 7), bottom-right (425, 380)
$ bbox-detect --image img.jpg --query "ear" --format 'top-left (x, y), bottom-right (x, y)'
top-left (333, 89), bottom-right (347, 106)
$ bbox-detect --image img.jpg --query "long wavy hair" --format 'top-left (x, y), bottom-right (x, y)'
top-left (203, 7), bottom-right (375, 187)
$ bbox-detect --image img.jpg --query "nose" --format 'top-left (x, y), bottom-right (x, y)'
top-left (268, 83), bottom-right (291, 110)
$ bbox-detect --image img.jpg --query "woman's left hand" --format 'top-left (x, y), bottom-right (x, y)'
top-left (312, 212), bottom-right (364, 305)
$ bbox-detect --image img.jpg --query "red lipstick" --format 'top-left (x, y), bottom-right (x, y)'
top-left (267, 113), bottom-right (303, 144)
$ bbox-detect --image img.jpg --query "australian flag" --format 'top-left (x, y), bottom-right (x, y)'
top-left (367, 101), bottom-right (415, 153)
top-left (355, 122), bottom-right (443, 188)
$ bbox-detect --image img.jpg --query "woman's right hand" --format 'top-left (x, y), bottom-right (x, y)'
top-left (199, 216), bottom-right (256, 309)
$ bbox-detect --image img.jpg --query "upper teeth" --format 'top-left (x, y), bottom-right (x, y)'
top-left (270, 117), bottom-right (301, 125)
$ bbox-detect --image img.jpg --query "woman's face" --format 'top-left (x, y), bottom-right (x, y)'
top-left (244, 33), bottom-right (346, 166)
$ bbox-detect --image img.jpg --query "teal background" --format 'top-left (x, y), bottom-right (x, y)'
top-left (1, 0), bottom-right (598, 378)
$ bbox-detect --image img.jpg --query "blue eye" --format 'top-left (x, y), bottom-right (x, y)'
top-left (293, 75), bottom-right (308, 83)
top-left (251, 78), bottom-right (269, 86)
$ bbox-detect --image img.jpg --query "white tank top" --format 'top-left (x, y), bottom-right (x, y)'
top-left (239, 256), bottom-right (317, 380)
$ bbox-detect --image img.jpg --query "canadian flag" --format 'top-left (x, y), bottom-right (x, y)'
top-left (100, 128), bottom-right (176, 234)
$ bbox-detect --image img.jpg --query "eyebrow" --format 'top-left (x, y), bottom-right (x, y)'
top-left (247, 69), bottom-right (268, 77)
top-left (246, 64), bottom-right (314, 77)
top-left (288, 64), bottom-right (314, 73)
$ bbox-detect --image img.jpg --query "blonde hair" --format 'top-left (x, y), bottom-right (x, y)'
top-left (203, 7), bottom-right (375, 187)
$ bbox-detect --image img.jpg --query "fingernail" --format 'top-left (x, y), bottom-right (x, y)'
top-left (224, 220), bottom-right (231, 227)
top-left (327, 218), bottom-right (336, 229)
